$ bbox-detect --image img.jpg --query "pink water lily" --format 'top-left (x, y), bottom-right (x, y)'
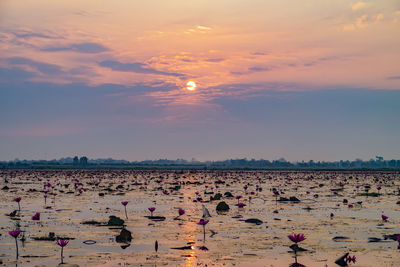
top-left (32, 212), bottom-right (40, 221)
top-left (197, 219), bottom-right (209, 241)
top-left (197, 219), bottom-right (209, 226)
top-left (9, 229), bottom-right (21, 238)
top-left (178, 208), bottom-right (185, 216)
top-left (148, 207), bottom-right (156, 216)
top-left (121, 201), bottom-right (129, 219)
top-left (13, 197), bottom-right (22, 211)
top-left (237, 202), bottom-right (246, 208)
top-left (9, 229), bottom-right (21, 259)
top-left (57, 239), bottom-right (69, 264)
top-left (381, 214), bottom-right (388, 222)
top-left (288, 234), bottom-right (306, 243)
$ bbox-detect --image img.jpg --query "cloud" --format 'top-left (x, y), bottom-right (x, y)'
top-left (252, 52), bottom-right (268, 56)
top-left (387, 75), bottom-right (400, 80)
top-left (42, 42), bottom-right (109, 53)
top-left (13, 29), bottom-right (62, 40)
top-left (184, 25), bottom-right (212, 34)
top-left (197, 25), bottom-right (212, 31)
top-left (99, 60), bottom-right (184, 77)
top-left (0, 67), bottom-right (36, 83)
top-left (352, 2), bottom-right (371, 11)
top-left (6, 57), bottom-right (63, 75)
top-left (205, 58), bottom-right (225, 63)
top-left (343, 13), bottom-right (384, 31)
top-left (248, 66), bottom-right (271, 72)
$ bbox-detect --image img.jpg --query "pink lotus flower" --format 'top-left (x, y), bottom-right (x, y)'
top-left (57, 239), bottom-right (69, 247)
top-left (9, 229), bottom-right (21, 238)
top-left (148, 207), bottom-right (156, 216)
top-left (32, 212), bottom-right (40, 220)
top-left (330, 213), bottom-right (334, 218)
top-left (56, 239), bottom-right (69, 264)
top-left (178, 208), bottom-right (185, 216)
top-left (273, 210), bottom-right (279, 214)
top-left (381, 214), bottom-right (388, 222)
top-left (288, 234), bottom-right (306, 243)
top-left (9, 229), bottom-right (21, 259)
top-left (197, 219), bottom-right (209, 226)
top-left (197, 219), bottom-right (209, 241)
top-left (13, 197), bottom-right (22, 211)
top-left (237, 202), bottom-right (246, 208)
top-left (122, 201), bottom-right (129, 219)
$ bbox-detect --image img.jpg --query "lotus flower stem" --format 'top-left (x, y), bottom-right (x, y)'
top-left (9, 230), bottom-right (21, 259)
top-left (60, 246), bottom-right (65, 263)
top-left (15, 236), bottom-right (19, 259)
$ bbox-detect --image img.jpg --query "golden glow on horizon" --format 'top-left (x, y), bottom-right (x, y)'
top-left (186, 81), bottom-right (197, 91)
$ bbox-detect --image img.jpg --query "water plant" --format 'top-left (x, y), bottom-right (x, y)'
top-left (197, 219), bottom-right (209, 241)
top-left (56, 239), bottom-right (69, 264)
top-left (13, 197), bottom-right (22, 212)
top-left (121, 201), bottom-right (129, 219)
top-left (9, 229), bottom-right (21, 259)
top-left (148, 207), bottom-right (156, 217)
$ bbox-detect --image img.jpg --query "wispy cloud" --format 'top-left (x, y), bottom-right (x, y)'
top-left (204, 58), bottom-right (225, 63)
top-left (6, 57), bottom-right (63, 75)
top-left (343, 13), bottom-right (384, 31)
top-left (248, 66), bottom-right (272, 72)
top-left (387, 75), bottom-right (400, 80)
top-left (12, 29), bottom-right (62, 40)
top-left (352, 2), bottom-right (371, 11)
top-left (42, 42), bottom-right (110, 53)
top-left (0, 67), bottom-right (36, 83)
top-left (99, 60), bottom-right (184, 77)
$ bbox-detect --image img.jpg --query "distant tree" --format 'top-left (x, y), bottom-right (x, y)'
top-left (79, 156), bottom-right (88, 166)
top-left (73, 156), bottom-right (79, 166)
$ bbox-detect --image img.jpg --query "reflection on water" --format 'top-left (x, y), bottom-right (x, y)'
top-left (0, 170), bottom-right (400, 266)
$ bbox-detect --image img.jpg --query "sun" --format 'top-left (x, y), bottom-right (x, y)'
top-left (186, 81), bottom-right (196, 91)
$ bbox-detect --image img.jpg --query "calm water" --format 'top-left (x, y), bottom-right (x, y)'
top-left (1, 170), bottom-right (400, 266)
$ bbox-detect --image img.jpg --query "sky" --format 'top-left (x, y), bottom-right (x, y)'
top-left (0, 0), bottom-right (400, 161)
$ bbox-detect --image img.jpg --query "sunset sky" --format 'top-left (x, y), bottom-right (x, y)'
top-left (1, 0), bottom-right (400, 161)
